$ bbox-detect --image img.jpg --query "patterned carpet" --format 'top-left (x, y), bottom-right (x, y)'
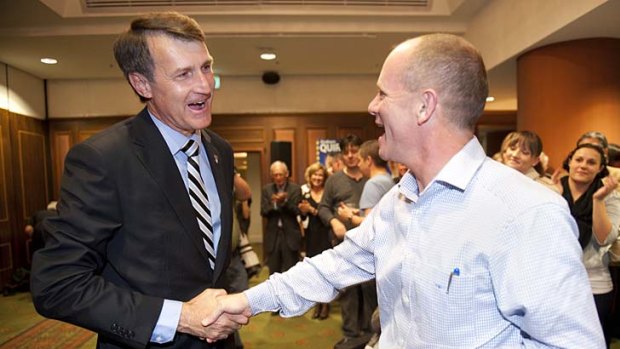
top-left (0, 268), bottom-right (343, 349)
top-left (0, 319), bottom-right (95, 349)
top-left (4, 276), bottom-right (620, 348)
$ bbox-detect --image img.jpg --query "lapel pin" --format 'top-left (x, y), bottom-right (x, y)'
top-left (214, 154), bottom-right (219, 164)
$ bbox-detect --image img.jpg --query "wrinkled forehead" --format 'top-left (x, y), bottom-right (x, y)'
top-left (271, 165), bottom-right (288, 175)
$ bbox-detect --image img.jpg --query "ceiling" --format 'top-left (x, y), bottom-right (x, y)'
top-left (0, 0), bottom-right (619, 110)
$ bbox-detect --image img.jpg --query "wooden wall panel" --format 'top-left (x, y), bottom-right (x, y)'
top-left (337, 127), bottom-right (364, 140)
top-left (0, 125), bottom-right (9, 223)
top-left (51, 131), bottom-right (71, 200)
top-left (0, 242), bottom-right (11, 271)
top-left (215, 126), bottom-right (264, 146)
top-left (0, 113), bottom-right (50, 287)
top-left (18, 131), bottom-right (49, 219)
top-left (0, 109), bottom-right (14, 287)
top-left (46, 111), bottom-right (513, 198)
top-left (48, 116), bottom-right (125, 201)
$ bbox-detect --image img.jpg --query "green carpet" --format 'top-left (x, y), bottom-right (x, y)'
top-left (238, 266), bottom-right (343, 348)
top-left (0, 266), bottom-right (342, 349)
top-left (4, 273), bottom-right (620, 348)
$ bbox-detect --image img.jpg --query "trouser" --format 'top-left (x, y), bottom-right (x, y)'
top-left (224, 251), bottom-right (249, 293)
top-left (595, 291), bottom-right (614, 348)
top-left (340, 280), bottom-right (378, 338)
top-left (266, 228), bottom-right (299, 274)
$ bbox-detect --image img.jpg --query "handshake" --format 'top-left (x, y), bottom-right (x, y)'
top-left (178, 289), bottom-right (254, 343)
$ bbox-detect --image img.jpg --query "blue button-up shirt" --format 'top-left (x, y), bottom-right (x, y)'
top-left (246, 137), bottom-right (604, 348)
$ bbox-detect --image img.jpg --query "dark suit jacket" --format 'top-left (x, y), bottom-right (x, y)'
top-left (260, 182), bottom-right (302, 254)
top-left (29, 209), bottom-right (57, 254)
top-left (31, 108), bottom-right (235, 349)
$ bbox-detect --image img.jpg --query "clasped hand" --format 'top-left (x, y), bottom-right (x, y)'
top-left (336, 202), bottom-right (359, 221)
top-left (178, 289), bottom-right (252, 343)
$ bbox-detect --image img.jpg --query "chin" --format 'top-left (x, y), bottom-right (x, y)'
top-left (193, 116), bottom-right (212, 129)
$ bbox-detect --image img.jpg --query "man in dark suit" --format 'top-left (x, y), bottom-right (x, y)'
top-left (30, 12), bottom-right (249, 349)
top-left (260, 161), bottom-right (302, 275)
top-left (24, 201), bottom-right (57, 258)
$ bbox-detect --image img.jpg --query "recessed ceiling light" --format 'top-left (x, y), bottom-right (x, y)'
top-left (40, 57), bottom-right (58, 65)
top-left (260, 52), bottom-right (277, 61)
top-left (486, 96), bottom-right (495, 102)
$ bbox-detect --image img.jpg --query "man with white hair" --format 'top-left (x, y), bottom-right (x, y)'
top-left (260, 161), bottom-right (302, 275)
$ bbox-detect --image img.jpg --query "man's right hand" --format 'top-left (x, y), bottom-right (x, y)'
top-left (202, 293), bottom-right (253, 343)
top-left (177, 289), bottom-right (249, 342)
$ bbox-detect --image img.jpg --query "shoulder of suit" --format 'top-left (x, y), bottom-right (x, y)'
top-left (73, 117), bottom-right (136, 155)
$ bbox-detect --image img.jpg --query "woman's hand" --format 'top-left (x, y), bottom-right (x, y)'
top-left (593, 176), bottom-right (618, 201)
top-left (298, 200), bottom-right (314, 215)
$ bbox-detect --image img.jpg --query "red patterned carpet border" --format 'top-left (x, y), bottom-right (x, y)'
top-left (0, 319), bottom-right (94, 349)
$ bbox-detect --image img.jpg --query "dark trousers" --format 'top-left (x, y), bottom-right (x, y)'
top-left (266, 228), bottom-right (299, 275)
top-left (595, 291), bottom-right (614, 348)
top-left (224, 251), bottom-right (249, 293)
top-left (340, 280), bottom-right (377, 338)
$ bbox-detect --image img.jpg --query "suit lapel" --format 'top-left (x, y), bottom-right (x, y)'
top-left (129, 109), bottom-right (215, 272)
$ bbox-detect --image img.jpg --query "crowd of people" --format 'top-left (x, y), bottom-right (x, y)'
top-left (495, 130), bottom-right (620, 348)
top-left (26, 10), bottom-right (620, 349)
top-left (251, 128), bottom-right (620, 349)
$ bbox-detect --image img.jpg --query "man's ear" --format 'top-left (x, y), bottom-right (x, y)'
top-left (128, 72), bottom-right (152, 100)
top-left (416, 89), bottom-right (437, 126)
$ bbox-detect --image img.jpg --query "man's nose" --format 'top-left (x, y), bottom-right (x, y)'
top-left (196, 71), bottom-right (213, 93)
top-left (368, 95), bottom-right (379, 115)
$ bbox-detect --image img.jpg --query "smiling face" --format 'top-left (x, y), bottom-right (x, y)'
top-left (309, 169), bottom-right (326, 189)
top-left (131, 34), bottom-right (215, 136)
top-left (568, 147), bottom-right (604, 185)
top-left (368, 43), bottom-right (418, 165)
top-left (502, 143), bottom-right (539, 174)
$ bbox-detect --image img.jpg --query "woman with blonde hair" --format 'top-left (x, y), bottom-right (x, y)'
top-left (298, 162), bottom-right (332, 319)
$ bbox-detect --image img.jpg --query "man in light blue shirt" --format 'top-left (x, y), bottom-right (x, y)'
top-left (206, 33), bottom-right (603, 347)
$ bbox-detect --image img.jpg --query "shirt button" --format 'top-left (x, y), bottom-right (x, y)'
top-left (156, 336), bottom-right (163, 342)
top-left (402, 293), bottom-right (410, 305)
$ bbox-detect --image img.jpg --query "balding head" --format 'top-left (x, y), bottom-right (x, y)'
top-left (393, 34), bottom-right (488, 130)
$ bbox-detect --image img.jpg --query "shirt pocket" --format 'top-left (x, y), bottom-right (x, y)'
top-left (412, 262), bottom-right (477, 343)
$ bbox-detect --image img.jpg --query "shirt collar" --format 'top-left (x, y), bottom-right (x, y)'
top-left (433, 137), bottom-right (486, 191)
top-left (148, 111), bottom-right (200, 155)
top-left (398, 137), bottom-right (486, 201)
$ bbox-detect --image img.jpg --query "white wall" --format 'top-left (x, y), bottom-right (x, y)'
top-left (47, 78), bottom-right (142, 118)
top-left (47, 74), bottom-right (379, 118)
top-left (0, 63), bottom-right (46, 119)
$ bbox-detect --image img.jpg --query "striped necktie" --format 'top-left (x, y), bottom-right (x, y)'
top-left (181, 139), bottom-right (216, 269)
